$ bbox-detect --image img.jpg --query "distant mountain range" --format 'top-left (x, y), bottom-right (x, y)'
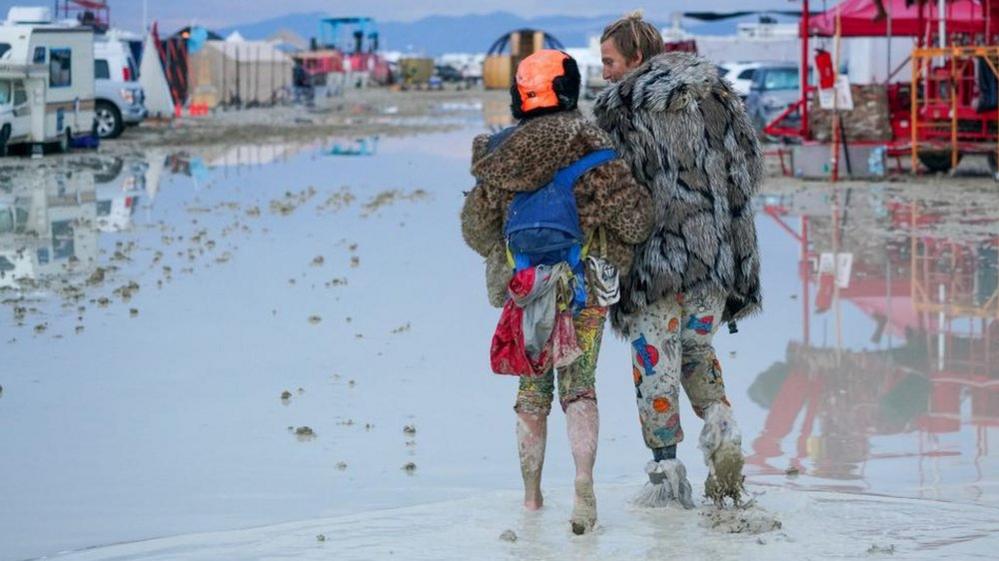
top-left (214, 11), bottom-right (799, 55)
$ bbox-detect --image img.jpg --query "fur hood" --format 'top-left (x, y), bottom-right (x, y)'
top-left (593, 52), bottom-right (764, 328)
top-left (461, 110), bottom-right (653, 307)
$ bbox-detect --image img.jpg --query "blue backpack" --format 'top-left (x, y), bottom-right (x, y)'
top-left (503, 148), bottom-right (617, 308)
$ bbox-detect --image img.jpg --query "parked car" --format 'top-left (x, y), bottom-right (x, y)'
top-left (745, 63), bottom-right (800, 134)
top-left (434, 64), bottom-right (463, 83)
top-left (718, 61), bottom-right (763, 100)
top-left (0, 6), bottom-right (97, 154)
top-left (93, 37), bottom-right (145, 139)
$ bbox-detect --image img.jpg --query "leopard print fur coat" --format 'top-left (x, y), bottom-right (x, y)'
top-left (461, 110), bottom-right (653, 307)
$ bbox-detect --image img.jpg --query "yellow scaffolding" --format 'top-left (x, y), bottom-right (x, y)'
top-left (909, 202), bottom-right (999, 321)
top-left (909, 45), bottom-right (999, 174)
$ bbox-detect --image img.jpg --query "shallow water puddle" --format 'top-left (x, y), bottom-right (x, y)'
top-left (1, 131), bottom-right (997, 560)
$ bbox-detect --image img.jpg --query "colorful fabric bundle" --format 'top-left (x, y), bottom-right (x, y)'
top-left (490, 263), bottom-right (582, 376)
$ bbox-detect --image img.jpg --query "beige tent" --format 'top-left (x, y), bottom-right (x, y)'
top-left (187, 37), bottom-right (294, 108)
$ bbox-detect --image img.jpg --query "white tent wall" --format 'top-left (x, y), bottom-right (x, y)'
top-left (841, 37), bottom-right (915, 85)
top-left (694, 37), bottom-right (801, 65)
top-left (188, 40), bottom-right (293, 108)
top-left (139, 32), bottom-right (176, 118)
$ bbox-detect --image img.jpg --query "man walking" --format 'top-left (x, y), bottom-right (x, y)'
top-left (594, 12), bottom-right (764, 506)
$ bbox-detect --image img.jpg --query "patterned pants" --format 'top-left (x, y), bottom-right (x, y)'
top-left (514, 307), bottom-right (608, 416)
top-left (626, 292), bottom-right (730, 449)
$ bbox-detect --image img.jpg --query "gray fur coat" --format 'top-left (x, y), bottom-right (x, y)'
top-left (593, 52), bottom-right (764, 330)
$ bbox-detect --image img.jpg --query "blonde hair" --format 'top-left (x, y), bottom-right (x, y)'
top-left (600, 11), bottom-right (664, 65)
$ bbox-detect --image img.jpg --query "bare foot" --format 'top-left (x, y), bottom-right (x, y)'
top-left (570, 478), bottom-right (596, 534)
top-left (523, 493), bottom-right (544, 511)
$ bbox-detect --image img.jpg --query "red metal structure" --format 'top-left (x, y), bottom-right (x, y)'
top-left (751, 189), bottom-right (999, 484)
top-left (54, 0), bottom-right (109, 31)
top-left (767, 0), bottom-right (999, 174)
top-left (293, 50), bottom-right (345, 79)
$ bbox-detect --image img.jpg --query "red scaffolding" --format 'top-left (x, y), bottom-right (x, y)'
top-left (766, 0), bottom-right (999, 174)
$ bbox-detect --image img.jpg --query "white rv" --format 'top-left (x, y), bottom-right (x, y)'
top-left (0, 7), bottom-right (96, 154)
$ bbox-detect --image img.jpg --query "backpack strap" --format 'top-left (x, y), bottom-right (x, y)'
top-left (552, 149), bottom-right (618, 191)
top-left (581, 226), bottom-right (608, 260)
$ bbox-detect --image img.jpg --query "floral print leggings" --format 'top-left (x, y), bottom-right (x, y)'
top-left (626, 291), bottom-right (731, 449)
top-left (514, 307), bottom-right (608, 416)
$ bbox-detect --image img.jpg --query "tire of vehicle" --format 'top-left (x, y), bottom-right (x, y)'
top-left (93, 156), bottom-right (124, 183)
top-left (918, 151), bottom-right (961, 174)
top-left (95, 100), bottom-right (123, 139)
top-left (0, 125), bottom-right (9, 157)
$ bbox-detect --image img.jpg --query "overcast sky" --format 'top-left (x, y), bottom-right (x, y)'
top-left (2, 0), bottom-right (797, 33)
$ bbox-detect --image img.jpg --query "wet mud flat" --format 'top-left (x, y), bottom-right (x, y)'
top-left (0, 124), bottom-right (487, 560)
top-left (1, 94), bottom-right (998, 560)
top-left (103, 88), bottom-right (511, 155)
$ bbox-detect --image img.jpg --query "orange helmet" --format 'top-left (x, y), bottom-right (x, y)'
top-left (511, 49), bottom-right (580, 119)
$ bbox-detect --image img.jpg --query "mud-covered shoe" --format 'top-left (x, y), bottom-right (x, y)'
top-left (570, 479), bottom-right (597, 535)
top-left (699, 402), bottom-right (745, 505)
top-left (634, 459), bottom-right (695, 509)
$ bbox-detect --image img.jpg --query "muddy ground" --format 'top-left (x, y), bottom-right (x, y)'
top-left (2, 86), bottom-right (998, 561)
top-left (106, 87), bottom-right (512, 154)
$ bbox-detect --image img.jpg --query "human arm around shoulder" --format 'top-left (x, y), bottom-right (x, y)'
top-left (597, 159), bottom-right (653, 245)
top-left (572, 124), bottom-right (653, 246)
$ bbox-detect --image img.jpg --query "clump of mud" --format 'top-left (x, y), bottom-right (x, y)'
top-left (317, 187), bottom-right (356, 213)
top-left (499, 529), bottom-right (517, 542)
top-left (269, 187), bottom-right (317, 216)
top-left (360, 189), bottom-right (429, 217)
top-left (700, 506), bottom-right (782, 535)
top-left (293, 426), bottom-right (316, 441)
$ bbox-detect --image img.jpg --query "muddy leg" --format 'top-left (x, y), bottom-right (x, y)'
top-left (565, 398), bottom-right (598, 534)
top-left (516, 411), bottom-right (548, 510)
top-left (679, 291), bottom-right (744, 506)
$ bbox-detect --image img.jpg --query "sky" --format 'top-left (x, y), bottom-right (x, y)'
top-left (2, 0), bottom-right (798, 34)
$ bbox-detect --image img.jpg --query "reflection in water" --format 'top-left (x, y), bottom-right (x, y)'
top-left (750, 186), bottom-right (998, 496)
top-left (0, 137), bottom-right (368, 294)
top-left (0, 168), bottom-right (98, 288)
top-left (325, 136), bottom-right (378, 156)
top-left (0, 154), bottom-right (167, 291)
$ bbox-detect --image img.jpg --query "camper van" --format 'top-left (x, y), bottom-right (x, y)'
top-left (0, 7), bottom-right (96, 154)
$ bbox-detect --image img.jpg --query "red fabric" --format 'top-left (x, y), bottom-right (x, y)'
top-left (72, 0), bottom-right (108, 8)
top-left (549, 311), bottom-right (581, 370)
top-left (491, 269), bottom-right (539, 376)
top-left (489, 267), bottom-right (582, 376)
top-left (814, 272), bottom-right (835, 314)
top-left (491, 298), bottom-right (532, 376)
top-left (815, 50), bottom-right (835, 89)
top-left (807, 0), bottom-right (986, 37)
top-left (509, 266), bottom-right (537, 299)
